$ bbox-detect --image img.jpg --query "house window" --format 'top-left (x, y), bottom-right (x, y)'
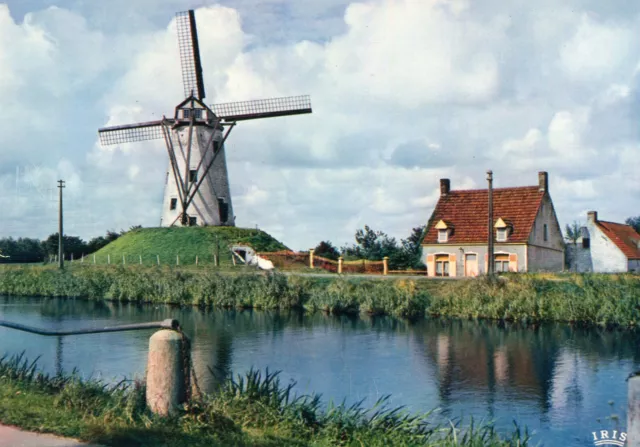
top-left (193, 109), bottom-right (203, 119)
top-left (496, 228), bottom-right (508, 242)
top-left (494, 254), bottom-right (510, 273)
top-left (582, 238), bottom-right (590, 249)
top-left (435, 255), bottom-right (449, 277)
top-left (169, 198), bottom-right (177, 210)
top-left (438, 229), bottom-right (448, 243)
top-left (189, 169), bottom-right (198, 183)
top-left (182, 109), bottom-right (191, 119)
top-left (188, 216), bottom-right (197, 226)
top-left (543, 224), bottom-right (548, 241)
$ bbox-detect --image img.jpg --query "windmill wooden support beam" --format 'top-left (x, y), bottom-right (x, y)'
top-left (96, 9), bottom-right (313, 228)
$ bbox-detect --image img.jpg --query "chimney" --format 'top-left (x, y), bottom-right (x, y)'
top-left (538, 171), bottom-right (548, 193)
top-left (587, 211), bottom-right (598, 223)
top-left (440, 179), bottom-right (450, 196)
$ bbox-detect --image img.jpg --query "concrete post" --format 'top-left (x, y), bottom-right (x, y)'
top-left (195, 256), bottom-right (198, 266)
top-left (628, 374), bottom-right (640, 446)
top-left (146, 330), bottom-right (190, 416)
top-left (157, 255), bottom-right (160, 266)
top-left (309, 249), bottom-right (315, 269)
top-left (338, 256), bottom-right (343, 274)
top-left (140, 255), bottom-right (142, 265)
top-left (107, 254), bottom-right (111, 265)
top-left (383, 257), bottom-right (389, 275)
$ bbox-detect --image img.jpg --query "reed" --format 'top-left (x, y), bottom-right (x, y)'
top-left (0, 354), bottom-right (531, 446)
top-left (0, 265), bottom-right (639, 327)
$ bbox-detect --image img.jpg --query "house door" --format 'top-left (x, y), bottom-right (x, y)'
top-left (465, 254), bottom-right (478, 277)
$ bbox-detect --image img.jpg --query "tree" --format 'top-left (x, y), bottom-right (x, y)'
top-left (342, 225), bottom-right (398, 261)
top-left (42, 234), bottom-right (88, 260)
top-left (397, 225), bottom-right (427, 270)
top-left (314, 241), bottom-right (340, 260)
top-left (565, 221), bottom-right (582, 272)
top-left (626, 216), bottom-right (640, 234)
top-left (0, 237), bottom-right (45, 263)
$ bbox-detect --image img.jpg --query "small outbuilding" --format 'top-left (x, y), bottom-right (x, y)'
top-left (566, 211), bottom-right (640, 273)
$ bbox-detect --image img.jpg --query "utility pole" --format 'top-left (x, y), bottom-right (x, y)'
top-left (487, 170), bottom-right (494, 276)
top-left (58, 180), bottom-right (65, 270)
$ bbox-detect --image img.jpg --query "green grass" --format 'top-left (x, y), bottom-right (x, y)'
top-left (0, 353), bottom-right (532, 446)
top-left (86, 227), bottom-right (289, 266)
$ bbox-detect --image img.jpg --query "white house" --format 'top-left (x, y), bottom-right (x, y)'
top-left (566, 211), bottom-right (640, 273)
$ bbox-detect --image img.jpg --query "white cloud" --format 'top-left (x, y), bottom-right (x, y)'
top-left (1, 0), bottom-right (640, 250)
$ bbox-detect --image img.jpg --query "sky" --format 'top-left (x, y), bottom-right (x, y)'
top-left (0, 0), bottom-right (639, 251)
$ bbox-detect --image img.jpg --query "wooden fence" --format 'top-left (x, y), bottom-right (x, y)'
top-left (257, 249), bottom-right (426, 275)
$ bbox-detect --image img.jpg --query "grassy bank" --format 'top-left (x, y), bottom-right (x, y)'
top-left (0, 354), bottom-right (530, 446)
top-left (0, 265), bottom-right (639, 327)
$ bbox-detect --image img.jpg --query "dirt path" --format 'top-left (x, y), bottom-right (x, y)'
top-left (0, 424), bottom-right (101, 447)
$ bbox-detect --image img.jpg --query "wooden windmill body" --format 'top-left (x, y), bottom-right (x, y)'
top-left (98, 10), bottom-right (312, 227)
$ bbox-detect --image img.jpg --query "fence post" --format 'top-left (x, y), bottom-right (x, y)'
top-left (71, 253), bottom-right (73, 263)
top-left (177, 255), bottom-right (179, 266)
top-left (108, 254), bottom-right (111, 265)
top-left (140, 255), bottom-right (142, 265)
top-left (146, 329), bottom-right (190, 416)
top-left (123, 254), bottom-right (126, 266)
top-left (309, 249), bottom-right (315, 269)
top-left (383, 257), bottom-right (389, 276)
top-left (195, 256), bottom-right (198, 266)
top-left (231, 254), bottom-right (235, 266)
top-left (628, 374), bottom-right (640, 446)
top-left (93, 254), bottom-right (96, 265)
top-left (157, 255), bottom-right (160, 266)
top-left (81, 254), bottom-right (84, 264)
top-left (338, 256), bottom-right (343, 274)
top-left (214, 254), bottom-right (218, 266)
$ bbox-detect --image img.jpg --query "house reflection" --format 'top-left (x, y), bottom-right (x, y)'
top-left (414, 321), bottom-right (560, 414)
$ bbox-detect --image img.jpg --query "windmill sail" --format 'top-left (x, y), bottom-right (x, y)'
top-left (98, 120), bottom-right (172, 145)
top-left (176, 10), bottom-right (206, 100)
top-left (210, 95), bottom-right (312, 121)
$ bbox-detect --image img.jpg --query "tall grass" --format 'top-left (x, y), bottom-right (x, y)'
top-left (0, 353), bottom-right (532, 446)
top-left (0, 265), bottom-right (639, 327)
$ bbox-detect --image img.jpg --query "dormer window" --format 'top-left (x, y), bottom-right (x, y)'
top-left (435, 220), bottom-right (452, 243)
top-left (182, 109), bottom-right (191, 119)
top-left (494, 218), bottom-right (511, 243)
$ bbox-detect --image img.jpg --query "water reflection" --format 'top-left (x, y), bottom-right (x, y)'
top-left (0, 297), bottom-right (638, 446)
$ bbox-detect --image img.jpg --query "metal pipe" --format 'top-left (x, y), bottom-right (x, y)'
top-left (0, 319), bottom-right (179, 337)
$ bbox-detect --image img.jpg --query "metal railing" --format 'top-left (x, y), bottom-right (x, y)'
top-left (0, 319), bottom-right (179, 337)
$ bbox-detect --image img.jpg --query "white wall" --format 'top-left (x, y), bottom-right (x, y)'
top-left (585, 221), bottom-right (628, 272)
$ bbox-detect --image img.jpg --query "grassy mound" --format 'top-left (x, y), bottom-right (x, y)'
top-left (87, 227), bottom-right (289, 266)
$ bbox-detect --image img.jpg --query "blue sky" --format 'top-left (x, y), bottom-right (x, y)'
top-left (0, 0), bottom-right (639, 251)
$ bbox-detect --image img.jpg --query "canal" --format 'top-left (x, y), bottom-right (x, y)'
top-left (0, 296), bottom-right (637, 446)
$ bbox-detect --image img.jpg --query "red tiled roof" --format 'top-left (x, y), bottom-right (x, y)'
top-left (596, 221), bottom-right (640, 260)
top-left (422, 186), bottom-right (545, 244)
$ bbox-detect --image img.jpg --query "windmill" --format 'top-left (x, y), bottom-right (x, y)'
top-left (98, 10), bottom-right (312, 227)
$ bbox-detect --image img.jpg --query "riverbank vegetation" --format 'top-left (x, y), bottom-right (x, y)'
top-left (0, 265), bottom-right (639, 327)
top-left (0, 353), bottom-right (530, 446)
